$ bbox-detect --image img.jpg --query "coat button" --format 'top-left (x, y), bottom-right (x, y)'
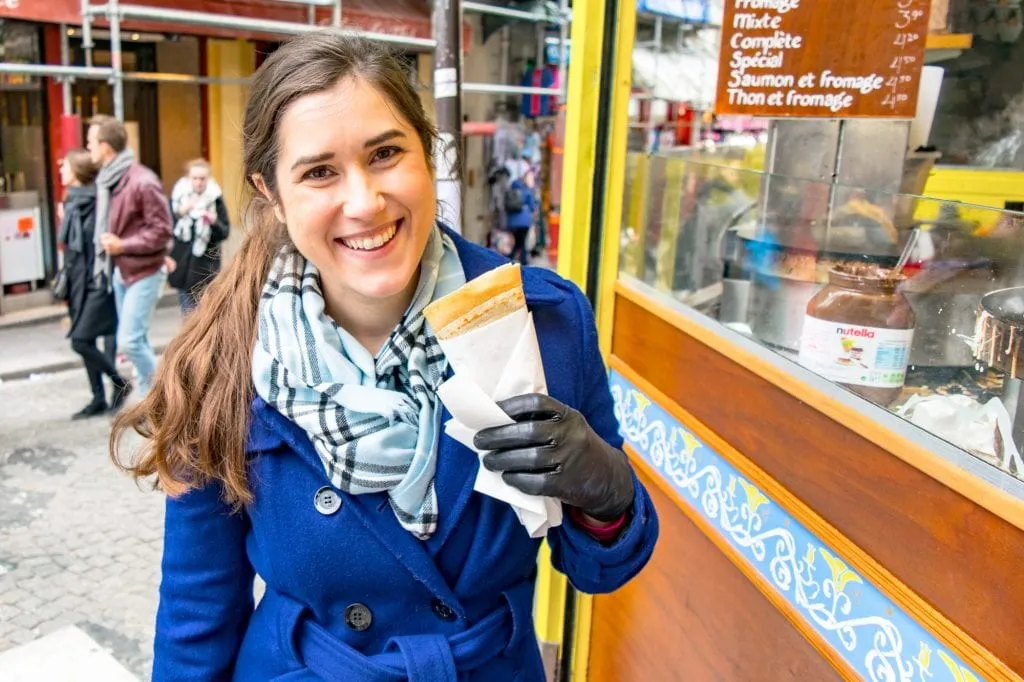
top-left (344, 603), bottom-right (373, 631)
top-left (313, 487), bottom-right (342, 515)
top-left (431, 599), bottom-right (456, 622)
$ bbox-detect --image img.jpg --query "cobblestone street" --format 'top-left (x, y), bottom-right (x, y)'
top-left (0, 368), bottom-right (163, 679)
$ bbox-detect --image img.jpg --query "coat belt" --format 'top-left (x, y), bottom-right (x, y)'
top-left (294, 581), bottom-right (533, 682)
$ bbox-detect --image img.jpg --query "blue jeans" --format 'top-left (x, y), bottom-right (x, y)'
top-left (113, 267), bottom-right (166, 396)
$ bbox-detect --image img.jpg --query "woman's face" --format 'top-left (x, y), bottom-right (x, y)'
top-left (189, 166), bottom-right (210, 195)
top-left (268, 76), bottom-right (435, 311)
top-left (59, 159), bottom-right (76, 187)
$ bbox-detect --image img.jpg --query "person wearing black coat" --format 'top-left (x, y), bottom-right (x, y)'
top-left (167, 159), bottom-right (230, 314)
top-left (58, 149), bottom-right (131, 419)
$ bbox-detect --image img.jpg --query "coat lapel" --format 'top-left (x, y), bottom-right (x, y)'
top-left (252, 400), bottom-right (465, 612)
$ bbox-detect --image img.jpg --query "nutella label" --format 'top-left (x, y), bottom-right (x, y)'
top-left (798, 315), bottom-right (914, 388)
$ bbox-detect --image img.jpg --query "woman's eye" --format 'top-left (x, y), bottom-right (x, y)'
top-left (371, 146), bottom-right (404, 165)
top-left (302, 166), bottom-right (335, 181)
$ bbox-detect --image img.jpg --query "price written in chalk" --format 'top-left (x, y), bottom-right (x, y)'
top-left (714, 0), bottom-right (930, 118)
top-left (895, 8), bottom-right (926, 28)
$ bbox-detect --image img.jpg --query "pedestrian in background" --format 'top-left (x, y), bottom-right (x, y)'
top-left (111, 31), bottom-right (657, 681)
top-left (167, 158), bottom-right (230, 314)
top-left (504, 169), bottom-right (538, 266)
top-left (57, 149), bottom-right (131, 419)
top-left (88, 115), bottom-right (173, 398)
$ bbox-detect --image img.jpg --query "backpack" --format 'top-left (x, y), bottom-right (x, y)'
top-left (504, 185), bottom-right (526, 213)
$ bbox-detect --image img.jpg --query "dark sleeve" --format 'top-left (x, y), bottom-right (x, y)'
top-left (210, 196), bottom-right (231, 245)
top-left (57, 204), bottom-right (71, 247)
top-left (152, 483), bottom-right (255, 682)
top-left (546, 286), bottom-right (659, 594)
top-left (119, 181), bottom-right (173, 256)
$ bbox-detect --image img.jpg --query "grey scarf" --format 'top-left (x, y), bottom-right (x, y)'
top-left (93, 148), bottom-right (135, 288)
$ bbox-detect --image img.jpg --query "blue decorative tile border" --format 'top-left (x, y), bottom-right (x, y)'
top-left (610, 369), bottom-right (985, 682)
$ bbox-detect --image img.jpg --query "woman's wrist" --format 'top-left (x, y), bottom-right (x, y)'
top-left (569, 506), bottom-right (628, 541)
top-left (581, 512), bottom-right (616, 528)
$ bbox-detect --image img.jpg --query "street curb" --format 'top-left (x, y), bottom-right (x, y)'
top-left (0, 291), bottom-right (178, 332)
top-left (0, 343), bottom-right (170, 383)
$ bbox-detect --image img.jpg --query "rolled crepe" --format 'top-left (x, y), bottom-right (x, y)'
top-left (423, 262), bottom-right (563, 536)
top-left (425, 263), bottom-right (525, 340)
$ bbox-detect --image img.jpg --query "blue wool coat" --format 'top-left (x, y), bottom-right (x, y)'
top-left (152, 230), bottom-right (659, 681)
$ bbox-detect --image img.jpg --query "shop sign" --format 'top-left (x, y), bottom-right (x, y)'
top-left (0, 0), bottom-right (80, 24)
top-left (714, 0), bottom-right (931, 118)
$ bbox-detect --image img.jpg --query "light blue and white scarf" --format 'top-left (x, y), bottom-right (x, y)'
top-left (252, 226), bottom-right (466, 539)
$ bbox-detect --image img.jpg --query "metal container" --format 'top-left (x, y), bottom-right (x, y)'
top-left (748, 272), bottom-right (823, 351)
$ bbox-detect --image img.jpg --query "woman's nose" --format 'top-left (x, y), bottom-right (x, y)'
top-left (342, 171), bottom-right (386, 219)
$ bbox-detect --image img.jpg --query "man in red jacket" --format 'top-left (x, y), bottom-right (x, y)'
top-left (88, 115), bottom-right (172, 399)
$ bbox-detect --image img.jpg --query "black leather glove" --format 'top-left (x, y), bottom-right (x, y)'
top-left (474, 394), bottom-right (635, 522)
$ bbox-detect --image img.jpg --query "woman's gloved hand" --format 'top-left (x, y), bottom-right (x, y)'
top-left (474, 394), bottom-right (635, 521)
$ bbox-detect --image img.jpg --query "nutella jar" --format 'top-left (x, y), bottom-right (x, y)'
top-left (798, 264), bottom-right (916, 406)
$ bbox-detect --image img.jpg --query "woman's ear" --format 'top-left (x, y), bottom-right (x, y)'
top-left (252, 173), bottom-right (286, 224)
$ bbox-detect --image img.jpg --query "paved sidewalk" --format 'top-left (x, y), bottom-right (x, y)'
top-left (0, 306), bottom-right (183, 382)
top-left (0, 369), bottom-right (164, 679)
top-left (0, 626), bottom-right (138, 681)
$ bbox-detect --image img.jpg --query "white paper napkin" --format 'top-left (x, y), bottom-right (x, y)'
top-left (434, 307), bottom-right (563, 537)
top-left (897, 394), bottom-right (1024, 473)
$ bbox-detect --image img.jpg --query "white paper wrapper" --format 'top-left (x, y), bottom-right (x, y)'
top-left (897, 394), bottom-right (1024, 475)
top-left (435, 306), bottom-right (563, 537)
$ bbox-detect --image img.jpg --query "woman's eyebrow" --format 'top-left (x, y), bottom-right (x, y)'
top-left (364, 130), bottom-right (406, 148)
top-left (290, 152), bottom-right (334, 171)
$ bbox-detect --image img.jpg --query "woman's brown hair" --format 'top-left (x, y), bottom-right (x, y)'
top-left (110, 31), bottom-right (438, 506)
top-left (65, 149), bottom-right (99, 185)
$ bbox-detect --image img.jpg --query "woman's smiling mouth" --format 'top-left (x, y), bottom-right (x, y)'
top-left (336, 219), bottom-right (402, 252)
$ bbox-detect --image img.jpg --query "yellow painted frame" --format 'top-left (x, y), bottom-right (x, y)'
top-left (568, 0), bottom-right (639, 678)
top-left (554, 0), bottom-right (607, 288)
top-left (533, 0), bottom-right (609, 665)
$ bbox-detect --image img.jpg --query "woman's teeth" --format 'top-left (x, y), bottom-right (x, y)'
top-left (341, 223), bottom-right (398, 251)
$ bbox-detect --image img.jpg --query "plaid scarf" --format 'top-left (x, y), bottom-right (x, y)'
top-left (252, 226), bottom-right (466, 539)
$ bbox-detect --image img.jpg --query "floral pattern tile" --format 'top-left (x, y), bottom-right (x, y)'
top-left (610, 370), bottom-right (984, 682)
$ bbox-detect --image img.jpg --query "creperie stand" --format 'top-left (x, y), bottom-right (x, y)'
top-left (579, 0), bottom-right (1024, 678)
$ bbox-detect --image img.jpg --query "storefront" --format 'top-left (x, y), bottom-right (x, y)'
top-left (547, 0), bottom-right (1024, 679)
top-left (0, 0), bottom-right (442, 311)
top-left (0, 18), bottom-right (54, 307)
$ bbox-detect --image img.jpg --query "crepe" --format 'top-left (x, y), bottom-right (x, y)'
top-left (424, 262), bottom-right (563, 537)
top-left (425, 263), bottom-right (525, 340)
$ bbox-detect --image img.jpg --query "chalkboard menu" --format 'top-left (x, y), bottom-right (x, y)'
top-left (714, 0), bottom-right (930, 118)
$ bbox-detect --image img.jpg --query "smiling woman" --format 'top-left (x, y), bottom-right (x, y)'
top-left (255, 76), bottom-right (437, 348)
top-left (108, 30), bottom-right (658, 682)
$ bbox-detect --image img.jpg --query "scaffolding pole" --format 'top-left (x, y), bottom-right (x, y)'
top-left (463, 1), bottom-right (563, 23)
top-left (86, 4), bottom-right (436, 48)
top-left (432, 0), bottom-right (463, 233)
top-left (59, 25), bottom-right (74, 115)
top-left (0, 63), bottom-right (114, 79)
top-left (80, 0), bottom-right (94, 67)
top-left (108, 0), bottom-right (125, 120)
top-left (557, 0), bottom-right (569, 96)
top-left (462, 82), bottom-right (560, 95)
